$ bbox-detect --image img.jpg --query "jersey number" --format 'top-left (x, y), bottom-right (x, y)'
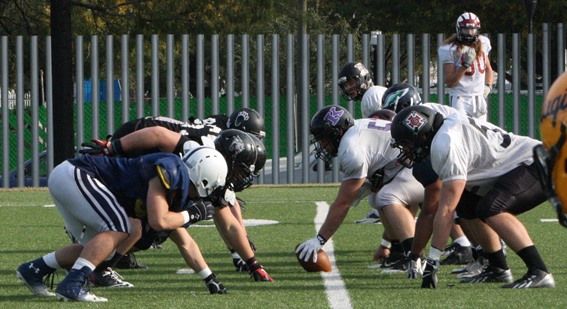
top-left (468, 117), bottom-right (511, 148)
top-left (463, 52), bottom-right (486, 76)
top-left (367, 120), bottom-right (391, 131)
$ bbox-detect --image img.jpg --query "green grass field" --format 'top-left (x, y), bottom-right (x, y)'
top-left (1, 186), bottom-right (567, 308)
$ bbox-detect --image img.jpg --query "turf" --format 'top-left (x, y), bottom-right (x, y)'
top-left (1, 186), bottom-right (566, 308)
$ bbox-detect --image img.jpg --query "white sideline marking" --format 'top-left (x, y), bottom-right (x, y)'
top-left (315, 201), bottom-right (352, 309)
top-left (540, 218), bottom-right (558, 223)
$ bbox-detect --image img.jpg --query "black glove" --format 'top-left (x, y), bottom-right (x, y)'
top-left (183, 199), bottom-right (214, 227)
top-left (204, 274), bottom-right (227, 294)
top-left (421, 258), bottom-right (439, 288)
top-left (79, 138), bottom-right (114, 156)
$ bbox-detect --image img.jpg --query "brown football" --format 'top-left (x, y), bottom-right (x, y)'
top-left (295, 244), bottom-right (332, 272)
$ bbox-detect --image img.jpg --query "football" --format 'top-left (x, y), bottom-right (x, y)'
top-left (295, 244), bottom-right (332, 272)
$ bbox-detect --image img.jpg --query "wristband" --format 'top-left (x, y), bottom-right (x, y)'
top-left (380, 238), bottom-right (392, 249)
top-left (111, 139), bottom-right (123, 156)
top-left (181, 210), bottom-right (190, 225)
top-left (316, 234), bottom-right (327, 245)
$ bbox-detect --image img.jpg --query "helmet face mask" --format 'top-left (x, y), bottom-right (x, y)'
top-left (214, 129), bottom-right (265, 192)
top-left (182, 146), bottom-right (228, 198)
top-left (338, 62), bottom-right (373, 101)
top-left (310, 106), bottom-right (355, 163)
top-left (456, 12), bottom-right (481, 43)
top-left (382, 83), bottom-right (422, 113)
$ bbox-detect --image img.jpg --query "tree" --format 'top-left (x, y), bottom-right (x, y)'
top-left (51, 0), bottom-right (75, 164)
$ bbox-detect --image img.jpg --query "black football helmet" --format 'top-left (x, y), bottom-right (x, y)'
top-left (227, 107), bottom-right (266, 139)
top-left (382, 83), bottom-right (422, 113)
top-left (214, 129), bottom-right (263, 192)
top-left (338, 62), bottom-right (373, 101)
top-left (456, 12), bottom-right (481, 44)
top-left (310, 105), bottom-right (355, 162)
top-left (390, 105), bottom-right (444, 168)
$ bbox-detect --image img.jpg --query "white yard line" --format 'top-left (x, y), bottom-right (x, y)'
top-left (315, 201), bottom-right (353, 309)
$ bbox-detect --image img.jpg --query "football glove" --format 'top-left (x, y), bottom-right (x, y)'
top-left (204, 274), bottom-right (227, 294)
top-left (421, 258), bottom-right (439, 288)
top-left (296, 234), bottom-right (327, 263)
top-left (462, 48), bottom-right (476, 68)
top-left (233, 257), bottom-right (249, 272)
top-left (483, 85), bottom-right (492, 99)
top-left (249, 263), bottom-right (274, 282)
top-left (79, 138), bottom-right (114, 156)
top-left (182, 199), bottom-right (214, 227)
top-left (407, 254), bottom-right (424, 279)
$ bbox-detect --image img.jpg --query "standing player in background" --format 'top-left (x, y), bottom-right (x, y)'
top-left (535, 70), bottom-right (567, 228)
top-left (338, 62), bottom-right (387, 118)
top-left (438, 12), bottom-right (494, 122)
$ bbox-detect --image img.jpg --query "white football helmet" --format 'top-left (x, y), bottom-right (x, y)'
top-left (456, 12), bottom-right (481, 43)
top-left (182, 146), bottom-right (228, 197)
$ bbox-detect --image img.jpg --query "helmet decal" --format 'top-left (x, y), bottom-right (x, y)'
top-left (228, 135), bottom-right (245, 155)
top-left (325, 107), bottom-right (346, 126)
top-left (384, 88), bottom-right (410, 107)
top-left (403, 110), bottom-right (428, 133)
top-left (541, 91), bottom-right (567, 126)
top-left (354, 63), bottom-right (369, 76)
top-left (233, 111), bottom-right (250, 127)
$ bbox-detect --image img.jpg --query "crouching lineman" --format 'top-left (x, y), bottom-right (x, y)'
top-left (391, 105), bottom-right (554, 289)
top-left (296, 105), bottom-right (423, 271)
top-left (81, 118), bottom-right (273, 282)
top-left (16, 147), bottom-right (228, 302)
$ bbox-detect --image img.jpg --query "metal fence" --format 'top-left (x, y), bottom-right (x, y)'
top-left (1, 24), bottom-right (566, 187)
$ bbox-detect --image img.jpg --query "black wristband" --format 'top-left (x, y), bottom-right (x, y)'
top-left (316, 234), bottom-right (327, 245)
top-left (111, 139), bottom-right (123, 156)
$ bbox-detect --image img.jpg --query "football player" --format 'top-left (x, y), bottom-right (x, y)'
top-left (391, 105), bottom-right (555, 289)
top-left (535, 70), bottom-right (567, 227)
top-left (296, 106), bottom-right (423, 273)
top-left (338, 62), bottom-right (388, 118)
top-left (16, 147), bottom-right (228, 301)
top-left (438, 12), bottom-right (494, 122)
top-left (81, 109), bottom-right (273, 282)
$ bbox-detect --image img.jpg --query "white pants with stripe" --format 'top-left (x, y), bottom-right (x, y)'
top-left (48, 161), bottom-right (131, 244)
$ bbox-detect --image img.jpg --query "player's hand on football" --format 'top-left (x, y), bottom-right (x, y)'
top-left (79, 138), bottom-right (114, 156)
top-left (421, 258), bottom-right (439, 288)
top-left (462, 48), bottom-right (476, 68)
top-left (296, 234), bottom-right (327, 263)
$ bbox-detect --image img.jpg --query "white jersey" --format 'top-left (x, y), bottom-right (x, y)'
top-left (421, 102), bottom-right (463, 118)
top-left (338, 118), bottom-right (402, 182)
top-left (361, 86), bottom-right (388, 118)
top-left (430, 114), bottom-right (541, 195)
top-left (438, 35), bottom-right (491, 96)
